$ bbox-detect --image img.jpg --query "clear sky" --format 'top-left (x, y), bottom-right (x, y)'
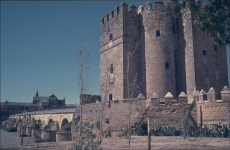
top-left (1, 0), bottom-right (229, 105)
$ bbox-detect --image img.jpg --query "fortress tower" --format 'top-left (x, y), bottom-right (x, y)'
top-left (99, 0), bottom-right (229, 103)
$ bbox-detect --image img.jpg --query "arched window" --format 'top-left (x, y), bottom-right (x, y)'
top-left (109, 34), bottom-right (113, 41)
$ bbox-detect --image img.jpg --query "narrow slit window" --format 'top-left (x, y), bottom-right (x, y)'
top-left (165, 62), bottom-right (169, 68)
top-left (107, 15), bottom-right (109, 21)
top-left (102, 19), bottom-right (104, 24)
top-left (109, 34), bottom-right (113, 41)
top-left (112, 11), bottom-right (114, 18)
top-left (156, 30), bottom-right (160, 37)
top-left (110, 64), bottom-right (113, 73)
top-left (214, 46), bottom-right (217, 51)
top-left (203, 50), bottom-right (206, 55)
top-left (117, 7), bottom-right (119, 14)
top-left (109, 94), bottom-right (112, 100)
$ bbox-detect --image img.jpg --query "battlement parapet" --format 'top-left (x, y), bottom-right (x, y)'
top-left (145, 86), bottom-right (230, 107)
top-left (221, 86), bottom-right (230, 102)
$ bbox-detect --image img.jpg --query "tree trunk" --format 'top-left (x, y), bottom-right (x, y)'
top-left (21, 128), bottom-right (23, 145)
top-left (148, 118), bottom-right (151, 150)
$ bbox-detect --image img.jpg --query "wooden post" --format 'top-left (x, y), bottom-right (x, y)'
top-left (21, 127), bottom-right (23, 145)
top-left (148, 118), bottom-right (151, 150)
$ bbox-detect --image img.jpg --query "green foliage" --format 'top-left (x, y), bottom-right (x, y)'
top-left (9, 118), bottom-right (16, 123)
top-left (19, 134), bottom-right (27, 137)
top-left (43, 125), bottom-right (49, 131)
top-left (151, 125), bottom-right (182, 136)
top-left (0, 124), bottom-right (16, 132)
top-left (134, 121), bottom-right (148, 136)
top-left (96, 121), bottom-right (100, 130)
top-left (35, 138), bottom-right (46, 143)
top-left (62, 123), bottom-right (71, 132)
top-left (118, 126), bottom-right (129, 139)
top-left (32, 122), bottom-right (41, 130)
top-left (165, 0), bottom-right (230, 46)
top-left (75, 128), bottom-right (103, 150)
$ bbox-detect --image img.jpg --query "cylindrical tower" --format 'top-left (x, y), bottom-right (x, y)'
top-left (140, 1), bottom-right (176, 99)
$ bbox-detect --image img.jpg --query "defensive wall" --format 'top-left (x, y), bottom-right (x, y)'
top-left (72, 86), bottom-right (230, 137)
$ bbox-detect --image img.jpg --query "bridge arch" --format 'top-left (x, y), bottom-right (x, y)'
top-left (47, 116), bottom-right (55, 125)
top-left (61, 118), bottom-right (69, 128)
top-left (59, 114), bottom-right (72, 129)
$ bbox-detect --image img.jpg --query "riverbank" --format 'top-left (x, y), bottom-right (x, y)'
top-left (1, 134), bottom-right (230, 150)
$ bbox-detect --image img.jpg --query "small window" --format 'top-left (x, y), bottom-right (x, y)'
top-left (165, 62), bottom-right (169, 68)
top-left (203, 50), bottom-right (206, 55)
top-left (112, 11), bottom-right (114, 18)
top-left (107, 15), bottom-right (109, 21)
top-left (109, 94), bottom-right (112, 100)
top-left (117, 7), bottom-right (119, 14)
top-left (110, 64), bottom-right (113, 73)
top-left (214, 46), bottom-right (217, 51)
top-left (156, 30), bottom-right (160, 37)
top-left (108, 28), bottom-right (110, 32)
top-left (102, 19), bottom-right (104, 24)
top-left (109, 34), bottom-right (113, 41)
top-left (135, 39), bottom-right (136, 42)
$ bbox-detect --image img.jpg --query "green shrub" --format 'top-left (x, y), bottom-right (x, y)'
top-left (44, 125), bottom-right (49, 131)
top-left (75, 128), bottom-right (103, 150)
top-left (118, 126), bottom-right (129, 139)
top-left (96, 121), bottom-right (100, 130)
top-left (19, 134), bottom-right (27, 137)
top-left (0, 124), bottom-right (16, 132)
top-left (9, 118), bottom-right (16, 123)
top-left (62, 123), bottom-right (71, 132)
top-left (35, 138), bottom-right (46, 143)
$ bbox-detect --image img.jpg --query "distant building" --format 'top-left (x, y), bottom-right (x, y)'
top-left (33, 91), bottom-right (66, 110)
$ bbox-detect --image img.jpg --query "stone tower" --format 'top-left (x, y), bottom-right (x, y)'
top-left (99, 1), bottom-right (229, 103)
top-left (99, 2), bottom-right (142, 102)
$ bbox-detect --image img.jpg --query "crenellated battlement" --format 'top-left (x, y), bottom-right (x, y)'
top-left (145, 86), bottom-right (230, 107)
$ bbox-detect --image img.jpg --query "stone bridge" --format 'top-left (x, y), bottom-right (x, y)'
top-left (9, 108), bottom-right (75, 129)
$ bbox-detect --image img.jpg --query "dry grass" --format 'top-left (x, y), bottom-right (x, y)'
top-left (1, 136), bottom-right (230, 150)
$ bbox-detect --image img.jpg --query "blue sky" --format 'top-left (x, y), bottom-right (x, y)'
top-left (1, 1), bottom-right (229, 104)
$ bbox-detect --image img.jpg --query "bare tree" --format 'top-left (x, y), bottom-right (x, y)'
top-left (126, 38), bottom-right (143, 147)
top-left (76, 32), bottom-right (92, 137)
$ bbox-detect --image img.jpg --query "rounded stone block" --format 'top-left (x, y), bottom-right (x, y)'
top-left (41, 131), bottom-right (56, 142)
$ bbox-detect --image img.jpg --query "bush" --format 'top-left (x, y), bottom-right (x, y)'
top-left (96, 121), bottom-right (100, 130)
top-left (43, 125), bottom-right (49, 131)
top-left (62, 123), bottom-right (71, 132)
top-left (32, 123), bottom-right (41, 130)
top-left (75, 128), bottom-right (103, 150)
top-left (19, 134), bottom-right (27, 137)
top-left (0, 124), bottom-right (16, 132)
top-left (118, 126), bottom-right (129, 139)
top-left (35, 138), bottom-right (46, 143)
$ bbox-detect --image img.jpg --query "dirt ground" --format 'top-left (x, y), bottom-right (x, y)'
top-left (1, 136), bottom-right (230, 150)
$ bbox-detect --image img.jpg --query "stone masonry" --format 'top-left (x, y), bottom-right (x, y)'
top-left (99, 0), bottom-right (229, 103)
